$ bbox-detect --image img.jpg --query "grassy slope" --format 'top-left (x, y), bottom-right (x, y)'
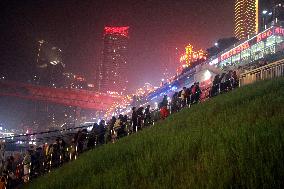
top-left (27, 78), bottom-right (284, 189)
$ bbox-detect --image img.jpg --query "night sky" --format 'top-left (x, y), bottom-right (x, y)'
top-left (1, 0), bottom-right (235, 90)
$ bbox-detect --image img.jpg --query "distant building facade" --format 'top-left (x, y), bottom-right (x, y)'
top-left (33, 40), bottom-right (65, 87)
top-left (99, 26), bottom-right (129, 94)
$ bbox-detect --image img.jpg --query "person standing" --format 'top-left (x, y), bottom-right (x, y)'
top-left (160, 95), bottom-right (169, 119)
top-left (144, 105), bottom-right (152, 127)
top-left (98, 120), bottom-right (106, 145)
top-left (137, 107), bottom-right (144, 131)
top-left (180, 87), bottom-right (187, 108)
top-left (131, 107), bottom-right (138, 133)
top-left (23, 150), bottom-right (32, 183)
top-left (194, 82), bottom-right (202, 103)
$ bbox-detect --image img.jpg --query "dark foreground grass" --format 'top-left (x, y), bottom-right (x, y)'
top-left (27, 78), bottom-right (284, 189)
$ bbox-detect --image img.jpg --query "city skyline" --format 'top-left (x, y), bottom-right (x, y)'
top-left (0, 1), bottom-right (284, 188)
top-left (0, 0), bottom-right (234, 91)
top-left (0, 0), bottom-right (235, 129)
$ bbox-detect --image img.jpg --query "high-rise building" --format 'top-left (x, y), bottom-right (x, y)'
top-left (99, 26), bottom-right (129, 94)
top-left (33, 40), bottom-right (65, 87)
top-left (234, 0), bottom-right (259, 40)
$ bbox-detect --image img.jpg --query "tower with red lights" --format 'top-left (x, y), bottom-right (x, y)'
top-left (99, 26), bottom-right (129, 94)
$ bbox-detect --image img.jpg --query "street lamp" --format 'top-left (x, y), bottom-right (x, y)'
top-left (262, 10), bottom-right (268, 15)
top-left (262, 10), bottom-right (268, 30)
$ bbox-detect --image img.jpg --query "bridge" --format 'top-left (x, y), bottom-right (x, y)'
top-left (0, 81), bottom-right (122, 111)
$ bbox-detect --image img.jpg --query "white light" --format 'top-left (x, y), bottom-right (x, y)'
top-left (83, 122), bottom-right (94, 125)
top-left (203, 70), bottom-right (212, 81)
top-left (209, 58), bottom-right (219, 65)
top-left (262, 10), bottom-right (268, 15)
top-left (214, 42), bottom-right (218, 46)
top-left (167, 97), bottom-right (171, 103)
top-left (87, 126), bottom-right (93, 132)
top-left (154, 102), bottom-right (158, 109)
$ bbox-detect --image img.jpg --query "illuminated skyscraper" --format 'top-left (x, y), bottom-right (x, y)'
top-left (99, 26), bottom-right (129, 93)
top-left (234, 0), bottom-right (259, 40)
top-left (34, 40), bottom-right (65, 87)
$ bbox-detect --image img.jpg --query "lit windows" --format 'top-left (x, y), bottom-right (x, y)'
top-left (234, 0), bottom-right (258, 40)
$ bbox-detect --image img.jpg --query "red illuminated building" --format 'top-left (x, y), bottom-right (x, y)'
top-left (104, 27), bottom-right (129, 37)
top-left (99, 26), bottom-right (129, 94)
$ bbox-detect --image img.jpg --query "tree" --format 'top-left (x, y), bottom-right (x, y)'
top-left (206, 37), bottom-right (239, 58)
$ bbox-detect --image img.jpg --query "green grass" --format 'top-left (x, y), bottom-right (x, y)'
top-left (27, 78), bottom-right (284, 189)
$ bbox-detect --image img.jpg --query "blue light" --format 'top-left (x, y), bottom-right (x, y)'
top-left (171, 86), bottom-right (177, 91)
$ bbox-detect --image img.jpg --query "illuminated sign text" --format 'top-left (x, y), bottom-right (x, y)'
top-left (221, 42), bottom-right (250, 61)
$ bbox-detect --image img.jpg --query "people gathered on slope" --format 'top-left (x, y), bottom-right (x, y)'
top-left (0, 69), bottom-right (239, 189)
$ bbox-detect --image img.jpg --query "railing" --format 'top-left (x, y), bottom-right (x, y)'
top-left (239, 59), bottom-right (284, 87)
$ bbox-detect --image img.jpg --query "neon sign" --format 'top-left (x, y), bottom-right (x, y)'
top-left (217, 26), bottom-right (284, 64)
top-left (221, 42), bottom-right (250, 61)
top-left (257, 29), bottom-right (273, 42)
top-left (104, 27), bottom-right (129, 37)
top-left (275, 27), bottom-right (284, 36)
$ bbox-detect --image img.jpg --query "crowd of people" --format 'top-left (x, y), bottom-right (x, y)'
top-left (210, 70), bottom-right (239, 97)
top-left (0, 69), bottom-right (240, 189)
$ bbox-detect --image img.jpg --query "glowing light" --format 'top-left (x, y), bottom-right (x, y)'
top-left (179, 44), bottom-right (206, 67)
top-left (256, 28), bottom-right (273, 42)
top-left (104, 26), bottom-right (129, 37)
top-left (154, 102), bottom-right (158, 109)
top-left (203, 70), bottom-right (212, 81)
top-left (262, 10), bottom-right (268, 15)
top-left (50, 60), bottom-right (59, 65)
top-left (221, 42), bottom-right (250, 61)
